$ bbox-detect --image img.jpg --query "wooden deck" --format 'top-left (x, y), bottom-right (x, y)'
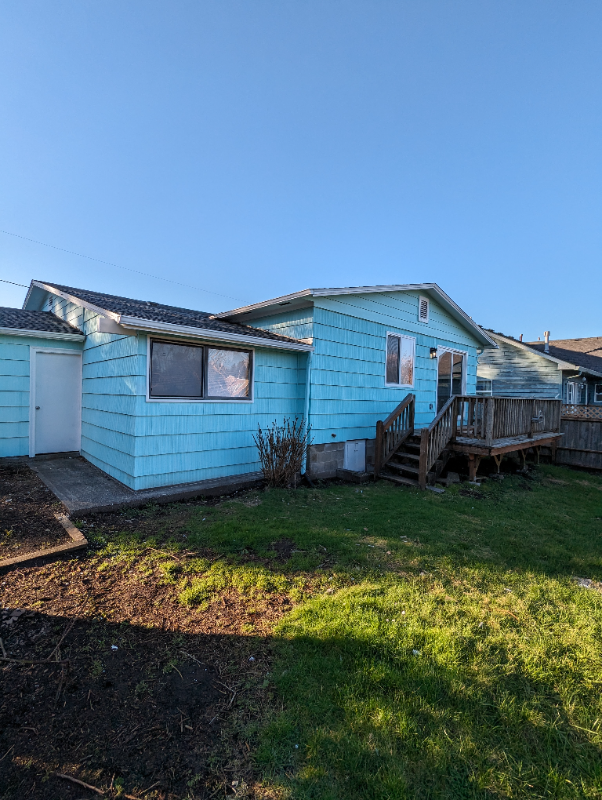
top-left (374, 394), bottom-right (563, 488)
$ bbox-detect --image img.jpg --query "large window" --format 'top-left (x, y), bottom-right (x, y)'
top-left (385, 333), bottom-right (415, 387)
top-left (594, 384), bottom-right (602, 404)
top-left (149, 340), bottom-right (251, 400)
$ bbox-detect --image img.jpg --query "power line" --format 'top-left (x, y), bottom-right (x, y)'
top-left (0, 228), bottom-right (244, 304)
top-left (0, 278), bottom-right (28, 288)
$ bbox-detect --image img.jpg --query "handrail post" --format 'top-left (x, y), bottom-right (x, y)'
top-left (485, 398), bottom-right (494, 446)
top-left (418, 428), bottom-right (429, 489)
top-left (374, 420), bottom-right (383, 479)
top-left (451, 397), bottom-right (458, 442)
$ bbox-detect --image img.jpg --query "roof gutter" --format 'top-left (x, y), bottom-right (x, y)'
top-left (116, 316), bottom-right (314, 352)
top-left (0, 327), bottom-right (85, 342)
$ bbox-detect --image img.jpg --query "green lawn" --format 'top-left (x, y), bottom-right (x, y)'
top-left (86, 465), bottom-right (602, 799)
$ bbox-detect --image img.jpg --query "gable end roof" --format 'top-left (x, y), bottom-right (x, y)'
top-left (216, 283), bottom-right (496, 347)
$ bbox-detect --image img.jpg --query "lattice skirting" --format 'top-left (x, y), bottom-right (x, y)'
top-left (562, 404), bottom-right (602, 421)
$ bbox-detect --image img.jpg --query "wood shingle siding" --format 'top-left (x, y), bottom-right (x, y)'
top-left (477, 336), bottom-right (562, 398)
top-left (0, 333), bottom-right (82, 457)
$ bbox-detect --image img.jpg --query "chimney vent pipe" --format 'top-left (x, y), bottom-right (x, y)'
top-left (519, 334), bottom-right (523, 342)
top-left (544, 331), bottom-right (550, 353)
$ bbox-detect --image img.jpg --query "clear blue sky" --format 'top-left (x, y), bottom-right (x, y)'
top-left (0, 1), bottom-right (600, 340)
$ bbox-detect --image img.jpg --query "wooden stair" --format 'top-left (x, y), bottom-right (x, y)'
top-left (379, 434), bottom-right (449, 488)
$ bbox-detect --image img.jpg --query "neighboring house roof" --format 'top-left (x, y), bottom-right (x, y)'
top-left (526, 337), bottom-right (602, 378)
top-left (216, 283), bottom-right (496, 347)
top-left (23, 281), bottom-right (312, 352)
top-left (484, 331), bottom-right (602, 379)
top-left (0, 307), bottom-right (84, 338)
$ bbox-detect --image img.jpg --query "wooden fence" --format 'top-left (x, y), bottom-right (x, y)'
top-left (554, 415), bottom-right (602, 470)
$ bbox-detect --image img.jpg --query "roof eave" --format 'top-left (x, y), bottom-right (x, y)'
top-left (117, 316), bottom-right (314, 352)
top-left (26, 281), bottom-right (121, 320)
top-left (218, 283), bottom-right (495, 348)
top-left (0, 326), bottom-right (85, 342)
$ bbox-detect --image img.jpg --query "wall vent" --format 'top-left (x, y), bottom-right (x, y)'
top-left (418, 296), bottom-right (429, 323)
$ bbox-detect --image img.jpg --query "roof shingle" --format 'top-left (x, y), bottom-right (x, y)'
top-left (527, 337), bottom-right (602, 375)
top-left (0, 307), bottom-right (83, 335)
top-left (35, 282), bottom-right (308, 346)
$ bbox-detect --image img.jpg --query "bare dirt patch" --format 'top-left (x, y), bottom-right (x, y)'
top-left (0, 557), bottom-right (288, 799)
top-left (0, 464), bottom-right (70, 559)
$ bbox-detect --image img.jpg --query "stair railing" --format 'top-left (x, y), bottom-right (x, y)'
top-left (418, 396), bottom-right (457, 489)
top-left (374, 393), bottom-right (415, 478)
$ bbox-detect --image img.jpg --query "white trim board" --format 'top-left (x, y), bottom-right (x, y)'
top-left (120, 316), bottom-right (313, 352)
top-left (0, 327), bottom-right (85, 342)
top-left (29, 347), bottom-right (83, 458)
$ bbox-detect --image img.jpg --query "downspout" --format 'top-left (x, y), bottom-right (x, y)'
top-left (300, 349), bottom-right (313, 475)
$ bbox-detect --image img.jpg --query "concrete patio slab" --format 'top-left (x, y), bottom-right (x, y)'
top-left (27, 456), bottom-right (263, 515)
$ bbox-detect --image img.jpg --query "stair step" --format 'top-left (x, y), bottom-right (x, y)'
top-left (404, 442), bottom-right (421, 450)
top-left (381, 473), bottom-right (420, 487)
top-left (387, 462), bottom-right (419, 474)
top-left (390, 452), bottom-right (420, 461)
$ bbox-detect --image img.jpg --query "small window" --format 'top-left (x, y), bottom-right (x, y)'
top-left (594, 384), bottom-right (602, 404)
top-left (149, 339), bottom-right (252, 400)
top-left (476, 377), bottom-right (493, 396)
top-left (418, 296), bottom-right (429, 323)
top-left (385, 333), bottom-right (415, 387)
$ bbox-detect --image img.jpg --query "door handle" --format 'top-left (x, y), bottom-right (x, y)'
top-left (35, 406), bottom-right (40, 410)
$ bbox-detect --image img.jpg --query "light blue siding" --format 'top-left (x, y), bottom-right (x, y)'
top-left (0, 332), bottom-right (83, 457)
top-left (45, 293), bottom-right (307, 490)
top-left (38, 286), bottom-right (483, 490)
top-left (250, 291), bottom-right (481, 448)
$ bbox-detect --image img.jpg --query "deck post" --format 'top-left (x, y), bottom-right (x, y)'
top-left (418, 428), bottom-right (429, 489)
top-left (467, 453), bottom-right (481, 482)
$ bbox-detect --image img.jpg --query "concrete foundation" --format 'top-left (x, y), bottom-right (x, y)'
top-left (307, 439), bottom-right (375, 479)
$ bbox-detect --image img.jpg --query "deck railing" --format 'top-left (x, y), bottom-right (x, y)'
top-left (374, 393), bottom-right (415, 478)
top-left (418, 395), bottom-right (562, 489)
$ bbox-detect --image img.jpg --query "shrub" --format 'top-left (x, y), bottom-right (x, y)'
top-left (254, 417), bottom-right (312, 488)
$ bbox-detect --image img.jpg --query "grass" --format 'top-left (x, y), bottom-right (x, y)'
top-left (82, 464), bottom-right (602, 798)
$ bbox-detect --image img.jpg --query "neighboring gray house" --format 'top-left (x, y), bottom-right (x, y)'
top-left (477, 332), bottom-right (602, 407)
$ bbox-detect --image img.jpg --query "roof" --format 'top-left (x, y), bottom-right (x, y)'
top-left (526, 337), bottom-right (602, 377)
top-left (485, 331), bottom-right (602, 378)
top-left (23, 281), bottom-right (312, 352)
top-left (0, 307), bottom-right (83, 336)
top-left (216, 283), bottom-right (496, 347)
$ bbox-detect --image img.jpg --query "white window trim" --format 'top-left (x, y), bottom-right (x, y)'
top-left (384, 332), bottom-right (416, 389)
top-left (594, 383), bottom-right (602, 404)
top-left (418, 295), bottom-right (430, 324)
top-left (437, 346), bottom-right (468, 396)
top-left (145, 335), bottom-right (255, 403)
top-left (29, 347), bottom-right (83, 458)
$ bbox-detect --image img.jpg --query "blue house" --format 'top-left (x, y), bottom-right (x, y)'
top-left (1, 280), bottom-right (495, 491)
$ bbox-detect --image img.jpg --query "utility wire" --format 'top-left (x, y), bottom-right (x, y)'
top-left (0, 278), bottom-right (28, 288)
top-left (0, 228), bottom-right (244, 304)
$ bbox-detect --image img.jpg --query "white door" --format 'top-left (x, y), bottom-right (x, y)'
top-left (32, 350), bottom-right (82, 455)
top-left (344, 439), bottom-right (366, 472)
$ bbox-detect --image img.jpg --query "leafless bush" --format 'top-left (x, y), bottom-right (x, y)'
top-left (254, 417), bottom-right (312, 488)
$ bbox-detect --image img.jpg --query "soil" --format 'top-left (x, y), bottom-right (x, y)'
top-left (0, 488), bottom-right (292, 799)
top-left (0, 464), bottom-right (70, 559)
top-left (0, 558), bottom-right (286, 799)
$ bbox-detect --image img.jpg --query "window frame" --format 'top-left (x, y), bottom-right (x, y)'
top-left (566, 380), bottom-right (586, 406)
top-left (594, 384), bottom-right (602, 404)
top-left (146, 337), bottom-right (254, 403)
top-left (437, 346), bottom-right (468, 397)
top-left (384, 332), bottom-right (416, 389)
